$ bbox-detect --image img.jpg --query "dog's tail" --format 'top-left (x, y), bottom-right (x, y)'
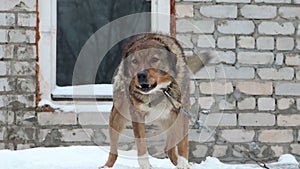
top-left (186, 51), bottom-right (213, 74)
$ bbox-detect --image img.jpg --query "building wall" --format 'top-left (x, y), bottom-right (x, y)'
top-left (0, 0), bottom-right (299, 163)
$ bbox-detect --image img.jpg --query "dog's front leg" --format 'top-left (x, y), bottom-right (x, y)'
top-left (131, 112), bottom-right (151, 169)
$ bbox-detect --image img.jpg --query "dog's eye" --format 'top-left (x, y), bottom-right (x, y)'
top-left (151, 57), bottom-right (159, 63)
top-left (132, 59), bottom-right (138, 64)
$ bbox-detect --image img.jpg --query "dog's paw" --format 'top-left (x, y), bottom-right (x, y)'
top-left (138, 154), bottom-right (152, 169)
top-left (98, 165), bottom-right (110, 169)
top-left (176, 156), bottom-right (190, 169)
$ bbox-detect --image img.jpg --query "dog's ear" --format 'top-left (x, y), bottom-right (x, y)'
top-left (186, 51), bottom-right (213, 74)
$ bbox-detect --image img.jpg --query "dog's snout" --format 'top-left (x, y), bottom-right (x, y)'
top-left (137, 71), bottom-right (148, 84)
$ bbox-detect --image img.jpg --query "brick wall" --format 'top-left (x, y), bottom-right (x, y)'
top-left (0, 0), bottom-right (37, 150)
top-left (176, 0), bottom-right (300, 162)
top-left (0, 0), bottom-right (299, 164)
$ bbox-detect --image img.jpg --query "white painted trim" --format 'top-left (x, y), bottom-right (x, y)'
top-left (37, 0), bottom-right (170, 108)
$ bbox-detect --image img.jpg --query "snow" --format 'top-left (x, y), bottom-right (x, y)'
top-left (0, 146), bottom-right (298, 169)
top-left (52, 85), bottom-right (113, 98)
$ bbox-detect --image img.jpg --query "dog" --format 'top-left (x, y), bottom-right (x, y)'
top-left (101, 33), bottom-right (210, 169)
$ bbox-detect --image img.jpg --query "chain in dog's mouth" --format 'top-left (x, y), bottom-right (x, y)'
top-left (136, 82), bottom-right (158, 93)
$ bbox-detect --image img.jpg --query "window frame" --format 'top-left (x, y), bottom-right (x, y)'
top-left (37, 0), bottom-right (172, 111)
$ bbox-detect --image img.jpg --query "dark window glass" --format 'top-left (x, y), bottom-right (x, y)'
top-left (57, 0), bottom-right (151, 86)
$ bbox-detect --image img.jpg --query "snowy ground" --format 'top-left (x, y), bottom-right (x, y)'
top-left (0, 146), bottom-right (298, 169)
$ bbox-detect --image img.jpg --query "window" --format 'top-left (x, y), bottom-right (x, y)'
top-left (38, 0), bottom-right (172, 111)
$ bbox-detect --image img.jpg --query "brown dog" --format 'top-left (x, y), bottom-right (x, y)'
top-left (101, 33), bottom-right (209, 169)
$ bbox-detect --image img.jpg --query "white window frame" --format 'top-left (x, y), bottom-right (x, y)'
top-left (37, 0), bottom-right (171, 111)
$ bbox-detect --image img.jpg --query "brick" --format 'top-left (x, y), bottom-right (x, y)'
top-left (219, 100), bottom-right (236, 110)
top-left (17, 144), bottom-right (33, 150)
top-left (297, 69), bottom-right (300, 80)
top-left (59, 128), bottom-right (93, 142)
top-left (198, 97), bottom-right (215, 109)
top-left (0, 30), bottom-right (7, 42)
top-left (0, 62), bottom-right (7, 75)
top-left (291, 144), bottom-right (300, 156)
top-left (176, 34), bottom-right (193, 49)
top-left (18, 13), bottom-right (36, 27)
top-left (192, 145), bottom-right (208, 158)
top-left (199, 82), bottom-right (233, 95)
top-left (38, 112), bottom-right (77, 125)
top-left (257, 68), bottom-right (294, 80)
top-left (239, 113), bottom-right (275, 126)
top-left (212, 51), bottom-right (236, 64)
top-left (216, 66), bottom-right (255, 79)
top-left (0, 78), bottom-right (13, 92)
top-left (258, 98), bottom-right (275, 111)
top-left (271, 145), bottom-right (284, 157)
top-left (216, 0), bottom-right (250, 2)
top-left (8, 30), bottom-right (36, 43)
top-left (237, 82), bottom-right (273, 95)
top-left (15, 94), bottom-right (36, 108)
top-left (238, 36), bottom-right (255, 49)
top-left (255, 0), bottom-right (291, 3)
top-left (183, 0), bottom-right (212, 1)
top-left (197, 35), bottom-right (215, 48)
top-left (296, 0), bottom-right (300, 4)
top-left (0, 143), bottom-right (4, 150)
top-left (0, 45), bottom-right (14, 59)
top-left (11, 61), bottom-right (35, 76)
top-left (202, 113), bottom-right (236, 126)
top-left (16, 77), bottom-right (36, 92)
top-left (16, 45), bottom-right (36, 60)
top-left (200, 5), bottom-right (237, 19)
top-left (241, 5), bottom-right (276, 19)
top-left (286, 53), bottom-right (300, 66)
top-left (212, 145), bottom-right (228, 157)
top-left (0, 127), bottom-right (5, 140)
top-left (78, 112), bottom-right (110, 125)
top-left (189, 129), bottom-right (215, 143)
top-left (275, 53), bottom-right (284, 66)
top-left (237, 52), bottom-right (274, 65)
top-left (218, 21), bottom-right (254, 35)
top-left (258, 130), bottom-right (293, 143)
top-left (176, 5), bottom-right (193, 18)
top-left (297, 38), bottom-right (300, 50)
top-left (220, 129), bottom-right (255, 143)
top-left (258, 22), bottom-right (295, 35)
top-left (0, 13), bottom-right (15, 26)
top-left (217, 36), bottom-right (235, 49)
top-left (0, 110), bottom-right (14, 124)
top-left (176, 19), bottom-right (214, 33)
top-left (276, 83), bottom-right (300, 96)
top-left (276, 37), bottom-right (294, 51)
top-left (193, 66), bottom-right (215, 79)
top-left (277, 98), bottom-right (295, 110)
top-left (256, 37), bottom-right (274, 50)
top-left (298, 130), bottom-right (300, 141)
top-left (0, 0), bottom-right (36, 11)
top-left (238, 97), bottom-right (256, 110)
top-left (279, 7), bottom-right (300, 19)
top-left (278, 115), bottom-right (300, 126)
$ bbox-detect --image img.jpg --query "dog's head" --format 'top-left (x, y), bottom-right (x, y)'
top-left (122, 36), bottom-right (178, 80)
top-left (130, 68), bottom-right (173, 95)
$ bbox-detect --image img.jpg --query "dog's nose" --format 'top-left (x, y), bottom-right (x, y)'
top-left (137, 71), bottom-right (148, 84)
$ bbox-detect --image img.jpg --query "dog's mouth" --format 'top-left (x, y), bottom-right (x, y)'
top-left (136, 82), bottom-right (158, 93)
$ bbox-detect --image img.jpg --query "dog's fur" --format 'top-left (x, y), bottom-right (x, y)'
top-left (101, 33), bottom-right (209, 169)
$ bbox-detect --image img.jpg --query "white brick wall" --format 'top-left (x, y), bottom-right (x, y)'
top-left (241, 5), bottom-right (276, 19)
top-left (218, 21), bottom-right (254, 34)
top-left (257, 68), bottom-right (294, 80)
top-left (237, 52), bottom-right (274, 65)
top-left (200, 5), bottom-right (237, 19)
top-left (258, 22), bottom-right (295, 35)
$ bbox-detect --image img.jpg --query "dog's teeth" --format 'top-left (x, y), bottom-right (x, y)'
top-left (148, 84), bottom-right (151, 88)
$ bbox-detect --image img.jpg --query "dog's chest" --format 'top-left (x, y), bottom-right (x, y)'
top-left (139, 93), bottom-right (174, 122)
